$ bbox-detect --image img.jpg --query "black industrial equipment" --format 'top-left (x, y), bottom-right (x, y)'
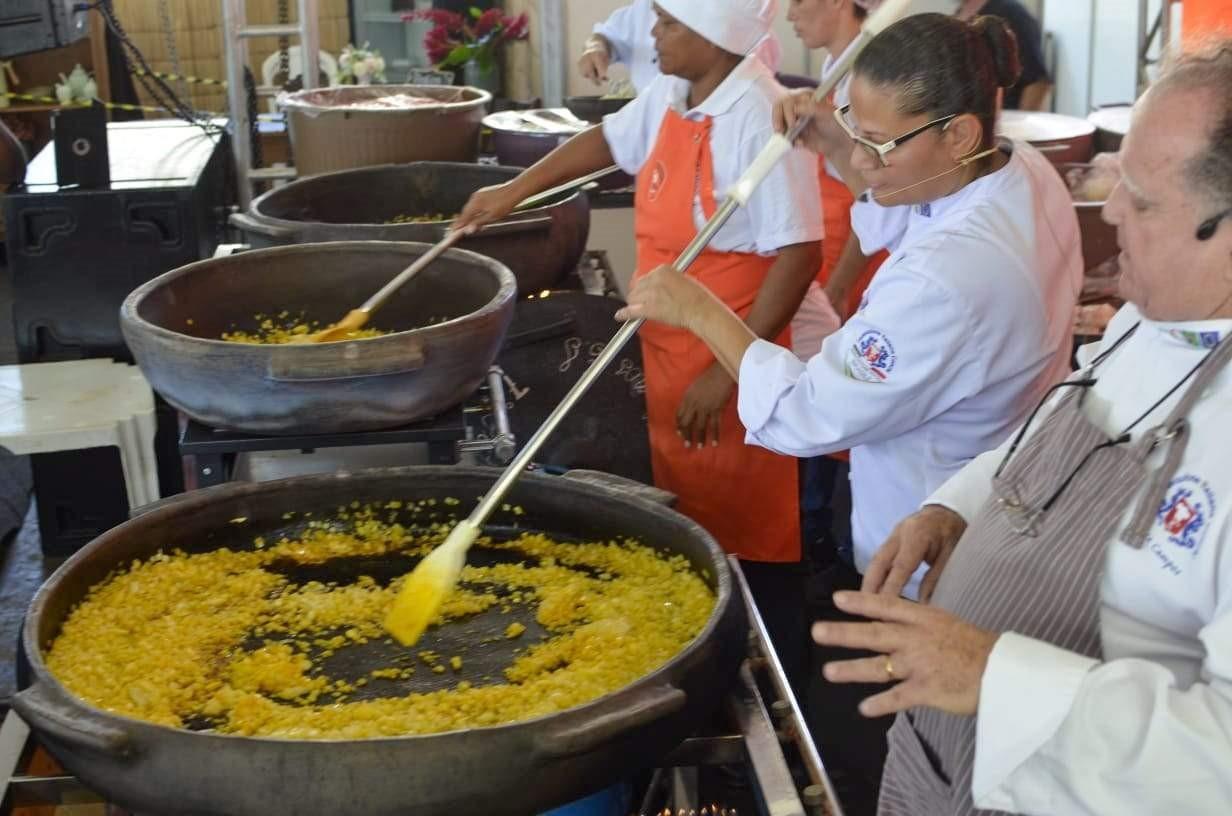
top-left (0, 0), bottom-right (88, 59)
top-left (52, 102), bottom-right (110, 189)
top-left (2, 118), bottom-right (231, 556)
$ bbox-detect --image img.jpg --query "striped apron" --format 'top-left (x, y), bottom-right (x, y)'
top-left (878, 327), bottom-right (1232, 815)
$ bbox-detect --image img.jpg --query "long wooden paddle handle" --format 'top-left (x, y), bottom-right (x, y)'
top-left (359, 228), bottom-right (467, 314)
top-left (360, 165), bottom-right (625, 315)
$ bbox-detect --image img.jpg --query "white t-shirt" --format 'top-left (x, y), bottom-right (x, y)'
top-left (924, 303), bottom-right (1232, 815)
top-left (602, 55), bottom-right (822, 256)
top-left (737, 141), bottom-right (1082, 595)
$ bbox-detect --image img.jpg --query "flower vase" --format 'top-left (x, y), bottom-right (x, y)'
top-left (461, 60), bottom-right (501, 95)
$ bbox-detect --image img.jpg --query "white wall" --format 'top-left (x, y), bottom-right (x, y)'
top-left (1042, 0), bottom-right (1157, 117)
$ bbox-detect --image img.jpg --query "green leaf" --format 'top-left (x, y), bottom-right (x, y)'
top-left (469, 6), bottom-right (482, 19)
top-left (439, 43), bottom-right (474, 69)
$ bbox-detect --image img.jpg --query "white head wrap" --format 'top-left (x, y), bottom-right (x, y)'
top-left (654, 0), bottom-right (779, 58)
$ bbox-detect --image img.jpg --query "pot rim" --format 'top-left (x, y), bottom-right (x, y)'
top-left (244, 162), bottom-right (583, 232)
top-left (280, 84), bottom-right (493, 116)
top-left (482, 110), bottom-right (586, 139)
top-left (21, 465), bottom-right (735, 746)
top-left (118, 240), bottom-right (518, 349)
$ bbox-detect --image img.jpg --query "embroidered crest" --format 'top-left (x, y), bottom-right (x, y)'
top-left (1154, 474), bottom-right (1216, 554)
top-left (845, 330), bottom-right (897, 383)
top-left (917, 202), bottom-right (932, 218)
top-left (647, 161), bottom-right (668, 202)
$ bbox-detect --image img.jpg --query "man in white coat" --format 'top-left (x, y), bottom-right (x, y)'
top-left (814, 40), bottom-right (1232, 815)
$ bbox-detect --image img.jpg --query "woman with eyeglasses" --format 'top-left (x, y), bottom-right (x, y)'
top-left (616, 12), bottom-right (1081, 805)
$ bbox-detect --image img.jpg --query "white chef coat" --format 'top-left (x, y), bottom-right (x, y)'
top-left (737, 140), bottom-right (1082, 594)
top-left (594, 0), bottom-right (783, 94)
top-left (924, 303), bottom-right (1232, 815)
top-left (602, 54), bottom-right (822, 256)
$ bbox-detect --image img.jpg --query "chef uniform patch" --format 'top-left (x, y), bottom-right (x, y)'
top-left (845, 329), bottom-right (897, 383)
top-left (1155, 474), bottom-right (1216, 554)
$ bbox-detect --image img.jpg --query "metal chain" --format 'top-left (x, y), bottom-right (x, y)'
top-left (97, 0), bottom-right (212, 130)
top-left (157, 0), bottom-right (190, 102)
top-left (277, 0), bottom-right (295, 93)
top-left (243, 67), bottom-right (263, 169)
top-left (275, 0), bottom-right (296, 167)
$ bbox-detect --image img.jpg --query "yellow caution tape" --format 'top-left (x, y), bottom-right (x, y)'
top-left (132, 69), bottom-right (228, 87)
top-left (1, 92), bottom-right (220, 118)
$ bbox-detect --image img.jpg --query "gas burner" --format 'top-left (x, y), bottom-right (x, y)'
top-left (178, 365), bottom-right (516, 489)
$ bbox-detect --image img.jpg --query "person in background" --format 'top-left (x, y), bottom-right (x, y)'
top-left (783, 4), bottom-right (892, 805)
top-left (618, 13), bottom-right (1081, 811)
top-left (815, 40), bottom-right (1232, 816)
top-left (958, 0), bottom-right (1052, 111)
top-left (787, 0), bottom-right (886, 331)
top-left (464, 0), bottom-right (822, 696)
top-left (579, 0), bottom-right (783, 93)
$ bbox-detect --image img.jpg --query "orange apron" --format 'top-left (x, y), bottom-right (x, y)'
top-left (633, 108), bottom-right (801, 563)
top-left (1184, 0), bottom-right (1232, 42)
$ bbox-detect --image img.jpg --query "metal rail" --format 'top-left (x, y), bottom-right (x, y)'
top-left (221, 0), bottom-right (320, 208)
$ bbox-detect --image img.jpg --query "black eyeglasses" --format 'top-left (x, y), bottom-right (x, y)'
top-left (992, 379), bottom-right (1132, 536)
top-left (993, 323), bottom-right (1214, 537)
top-left (1197, 207), bottom-right (1232, 241)
top-left (833, 103), bottom-right (957, 168)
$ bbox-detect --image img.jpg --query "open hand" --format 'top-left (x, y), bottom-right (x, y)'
top-left (813, 591), bottom-right (999, 718)
top-left (676, 365), bottom-right (733, 448)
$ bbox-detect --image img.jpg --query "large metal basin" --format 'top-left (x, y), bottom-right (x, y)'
top-left (120, 241), bottom-right (516, 435)
top-left (231, 162), bottom-right (590, 295)
top-left (14, 466), bottom-right (745, 816)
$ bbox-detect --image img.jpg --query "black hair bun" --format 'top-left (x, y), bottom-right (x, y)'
top-left (972, 15), bottom-right (1024, 90)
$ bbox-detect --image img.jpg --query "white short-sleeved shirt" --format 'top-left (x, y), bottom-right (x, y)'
top-left (737, 141), bottom-right (1083, 594)
top-left (602, 54), bottom-right (822, 256)
top-left (594, 0), bottom-right (783, 94)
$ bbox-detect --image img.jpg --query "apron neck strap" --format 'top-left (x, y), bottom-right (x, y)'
top-left (1123, 330), bottom-right (1232, 548)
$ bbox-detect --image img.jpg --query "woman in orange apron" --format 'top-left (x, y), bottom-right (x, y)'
top-left (458, 0), bottom-right (823, 689)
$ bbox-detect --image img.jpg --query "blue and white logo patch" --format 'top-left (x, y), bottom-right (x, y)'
top-left (845, 330), bottom-right (897, 383)
top-left (1155, 474), bottom-right (1215, 554)
top-left (1168, 329), bottom-right (1223, 349)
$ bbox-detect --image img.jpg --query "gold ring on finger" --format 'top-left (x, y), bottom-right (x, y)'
top-left (884, 656), bottom-right (896, 681)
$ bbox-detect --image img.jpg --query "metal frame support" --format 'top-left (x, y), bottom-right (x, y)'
top-left (538, 0), bottom-right (565, 108)
top-left (221, 0), bottom-right (321, 208)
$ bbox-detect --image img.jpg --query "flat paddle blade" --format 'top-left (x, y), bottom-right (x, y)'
top-left (384, 521), bottom-right (480, 646)
top-left (288, 309), bottom-right (371, 344)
